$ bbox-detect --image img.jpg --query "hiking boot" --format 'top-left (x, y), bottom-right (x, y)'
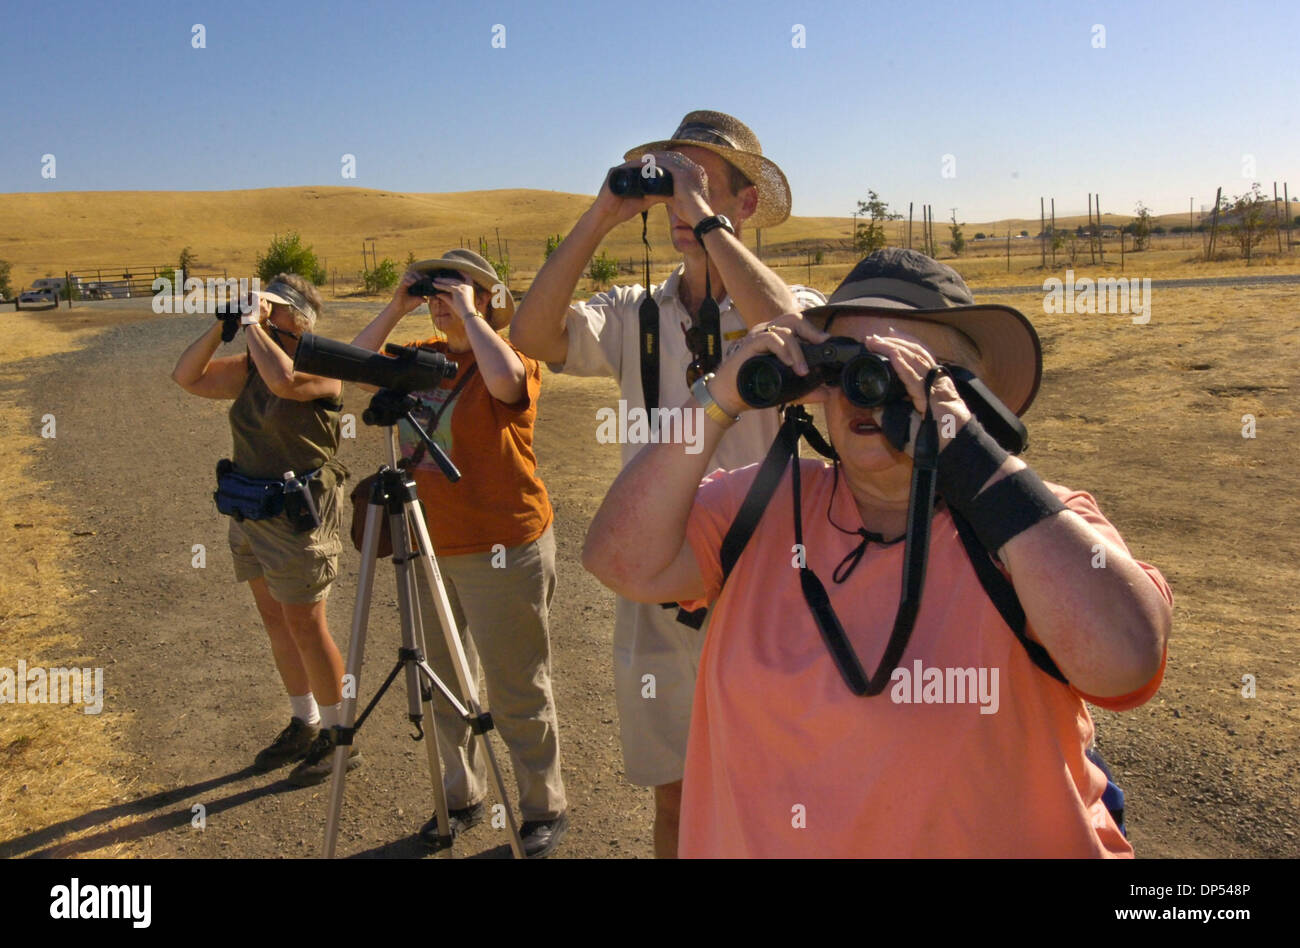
top-left (419, 801), bottom-right (486, 850)
top-left (519, 811), bottom-right (569, 859)
top-left (252, 717), bottom-right (319, 772)
top-left (287, 728), bottom-right (361, 787)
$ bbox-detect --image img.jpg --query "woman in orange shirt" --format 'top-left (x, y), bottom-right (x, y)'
top-left (583, 249), bottom-right (1172, 857)
top-left (351, 250), bottom-right (567, 858)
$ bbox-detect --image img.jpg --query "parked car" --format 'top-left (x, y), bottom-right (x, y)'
top-left (19, 286), bottom-right (59, 304)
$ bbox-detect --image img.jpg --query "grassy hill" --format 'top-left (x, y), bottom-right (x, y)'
top-left (2, 186), bottom-right (1296, 296)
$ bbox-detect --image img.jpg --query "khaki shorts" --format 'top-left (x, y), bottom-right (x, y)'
top-left (613, 596), bottom-right (706, 787)
top-left (229, 482), bottom-right (343, 605)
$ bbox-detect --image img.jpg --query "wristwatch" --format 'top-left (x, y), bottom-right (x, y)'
top-left (693, 214), bottom-right (734, 244)
top-left (691, 373), bottom-right (740, 428)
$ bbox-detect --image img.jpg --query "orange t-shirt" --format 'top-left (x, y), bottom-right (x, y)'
top-left (680, 460), bottom-right (1172, 858)
top-left (397, 337), bottom-right (552, 555)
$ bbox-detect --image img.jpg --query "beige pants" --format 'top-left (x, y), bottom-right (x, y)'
top-left (412, 525), bottom-right (566, 821)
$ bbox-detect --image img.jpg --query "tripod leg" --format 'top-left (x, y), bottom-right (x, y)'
top-left (404, 496), bottom-right (526, 859)
top-left (322, 492), bottom-right (383, 858)
top-left (389, 502), bottom-right (453, 854)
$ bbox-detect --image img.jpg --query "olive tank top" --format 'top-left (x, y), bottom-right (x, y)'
top-left (228, 355), bottom-right (342, 480)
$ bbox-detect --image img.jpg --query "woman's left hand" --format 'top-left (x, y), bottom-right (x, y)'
top-left (862, 328), bottom-right (972, 448)
top-left (433, 278), bottom-right (478, 321)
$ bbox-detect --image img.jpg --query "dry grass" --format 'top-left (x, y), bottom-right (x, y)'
top-left (2, 187), bottom-right (1295, 298)
top-left (0, 307), bottom-right (158, 856)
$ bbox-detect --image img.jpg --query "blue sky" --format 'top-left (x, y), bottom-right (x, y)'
top-left (3, 0), bottom-right (1296, 221)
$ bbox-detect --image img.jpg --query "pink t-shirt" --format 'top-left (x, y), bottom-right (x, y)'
top-left (680, 460), bottom-right (1172, 858)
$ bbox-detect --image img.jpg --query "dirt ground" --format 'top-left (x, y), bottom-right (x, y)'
top-left (1, 288), bottom-right (1297, 859)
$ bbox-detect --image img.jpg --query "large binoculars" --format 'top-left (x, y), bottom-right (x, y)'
top-left (736, 336), bottom-right (907, 409)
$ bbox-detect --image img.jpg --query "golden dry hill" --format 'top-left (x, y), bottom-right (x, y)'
top-left (1, 186), bottom-right (1295, 294)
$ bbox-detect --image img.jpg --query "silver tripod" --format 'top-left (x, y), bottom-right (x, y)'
top-left (321, 394), bottom-right (524, 859)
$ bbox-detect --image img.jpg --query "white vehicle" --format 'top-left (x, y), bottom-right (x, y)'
top-left (29, 276), bottom-right (89, 298)
top-left (19, 286), bottom-right (59, 304)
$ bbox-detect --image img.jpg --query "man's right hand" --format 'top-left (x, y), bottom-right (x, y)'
top-left (590, 158), bottom-right (672, 229)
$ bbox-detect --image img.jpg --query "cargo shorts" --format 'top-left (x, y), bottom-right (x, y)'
top-left (228, 482), bottom-right (343, 605)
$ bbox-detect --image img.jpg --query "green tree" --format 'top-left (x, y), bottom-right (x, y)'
top-left (0, 260), bottom-right (11, 300)
top-left (1131, 202), bottom-right (1153, 251)
top-left (853, 191), bottom-right (901, 255)
top-left (588, 250), bottom-right (618, 286)
top-left (362, 258), bottom-right (400, 293)
top-left (1224, 184), bottom-right (1278, 265)
top-left (255, 231), bottom-right (326, 285)
top-left (948, 210), bottom-right (966, 256)
top-left (178, 246), bottom-right (198, 273)
top-left (543, 234), bottom-right (563, 259)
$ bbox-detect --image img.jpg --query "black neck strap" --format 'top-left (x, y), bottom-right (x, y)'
top-left (720, 373), bottom-right (944, 696)
top-left (635, 211), bottom-right (722, 414)
top-left (638, 212), bottom-right (660, 414)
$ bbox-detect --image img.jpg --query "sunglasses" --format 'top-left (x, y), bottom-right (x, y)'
top-left (682, 322), bottom-right (720, 387)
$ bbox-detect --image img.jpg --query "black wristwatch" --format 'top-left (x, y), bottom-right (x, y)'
top-left (693, 214), bottom-right (734, 244)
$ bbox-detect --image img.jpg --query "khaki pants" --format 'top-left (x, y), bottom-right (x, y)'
top-left (412, 526), bottom-right (566, 821)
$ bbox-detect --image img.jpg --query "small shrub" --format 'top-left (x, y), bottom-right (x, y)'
top-left (256, 231), bottom-right (326, 285)
top-left (362, 258), bottom-right (400, 294)
top-left (589, 251), bottom-right (618, 286)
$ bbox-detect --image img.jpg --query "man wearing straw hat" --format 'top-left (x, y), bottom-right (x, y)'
top-left (512, 110), bottom-right (825, 857)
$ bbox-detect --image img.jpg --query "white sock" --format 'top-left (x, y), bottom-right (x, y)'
top-left (290, 693), bottom-right (320, 726)
top-left (319, 702), bottom-right (343, 730)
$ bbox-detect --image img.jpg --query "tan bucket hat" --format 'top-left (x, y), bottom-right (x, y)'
top-left (803, 249), bottom-right (1043, 416)
top-left (623, 110), bottom-right (792, 229)
top-left (410, 249), bottom-right (515, 329)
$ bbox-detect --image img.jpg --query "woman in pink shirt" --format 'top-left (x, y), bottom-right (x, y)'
top-left (583, 249), bottom-right (1172, 857)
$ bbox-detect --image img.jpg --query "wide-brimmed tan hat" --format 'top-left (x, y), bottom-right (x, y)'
top-left (410, 249), bottom-right (515, 329)
top-left (624, 110), bottom-right (792, 229)
top-left (803, 248), bottom-right (1043, 416)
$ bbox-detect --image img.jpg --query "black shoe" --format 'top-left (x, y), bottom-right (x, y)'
top-left (519, 811), bottom-right (568, 859)
top-left (253, 717), bottom-right (319, 772)
top-left (419, 802), bottom-right (486, 850)
top-left (287, 728), bottom-right (361, 787)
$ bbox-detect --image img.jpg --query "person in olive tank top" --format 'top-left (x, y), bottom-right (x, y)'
top-left (172, 272), bottom-right (359, 787)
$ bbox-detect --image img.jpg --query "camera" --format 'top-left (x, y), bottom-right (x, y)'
top-left (407, 269), bottom-right (469, 298)
top-left (293, 334), bottom-right (457, 394)
top-left (736, 336), bottom-right (906, 409)
top-left (607, 165), bottom-right (674, 198)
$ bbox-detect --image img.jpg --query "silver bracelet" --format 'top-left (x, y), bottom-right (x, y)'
top-left (691, 374), bottom-right (740, 428)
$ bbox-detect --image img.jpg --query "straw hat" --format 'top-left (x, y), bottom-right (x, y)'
top-left (410, 249), bottom-right (515, 329)
top-left (623, 110), bottom-right (792, 229)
